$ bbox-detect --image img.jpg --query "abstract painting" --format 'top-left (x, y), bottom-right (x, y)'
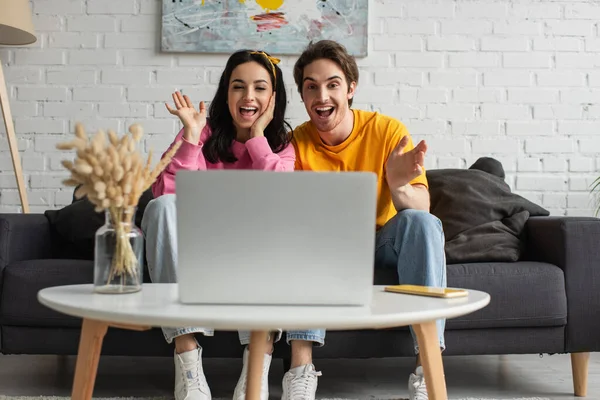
top-left (161, 0), bottom-right (368, 56)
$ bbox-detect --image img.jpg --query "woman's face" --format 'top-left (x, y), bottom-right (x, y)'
top-left (228, 61), bottom-right (273, 134)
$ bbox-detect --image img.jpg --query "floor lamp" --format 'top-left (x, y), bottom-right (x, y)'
top-left (0, 0), bottom-right (36, 213)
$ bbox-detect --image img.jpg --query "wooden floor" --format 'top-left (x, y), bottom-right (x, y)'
top-left (0, 352), bottom-right (597, 399)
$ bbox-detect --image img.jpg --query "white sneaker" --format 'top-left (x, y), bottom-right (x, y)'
top-left (408, 366), bottom-right (428, 400)
top-left (281, 364), bottom-right (321, 400)
top-left (232, 347), bottom-right (272, 400)
top-left (174, 346), bottom-right (211, 400)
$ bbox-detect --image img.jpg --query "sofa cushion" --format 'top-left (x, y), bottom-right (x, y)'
top-left (5, 259), bottom-right (567, 330)
top-left (1, 259), bottom-right (93, 327)
top-left (1, 258), bottom-right (154, 327)
top-left (447, 261), bottom-right (567, 329)
top-left (374, 261), bottom-right (567, 330)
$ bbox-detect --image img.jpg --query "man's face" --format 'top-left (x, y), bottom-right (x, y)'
top-left (301, 59), bottom-right (356, 134)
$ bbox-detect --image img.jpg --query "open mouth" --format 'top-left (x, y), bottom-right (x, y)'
top-left (315, 106), bottom-right (334, 118)
top-left (240, 106), bottom-right (258, 117)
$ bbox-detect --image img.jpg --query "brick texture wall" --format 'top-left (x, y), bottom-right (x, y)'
top-left (0, 0), bottom-right (598, 215)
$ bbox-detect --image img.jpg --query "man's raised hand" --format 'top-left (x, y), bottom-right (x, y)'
top-left (385, 136), bottom-right (428, 190)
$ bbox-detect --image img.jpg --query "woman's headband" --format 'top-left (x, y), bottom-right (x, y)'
top-left (249, 50), bottom-right (280, 89)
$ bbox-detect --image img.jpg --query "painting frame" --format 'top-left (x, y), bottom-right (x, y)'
top-left (160, 0), bottom-right (368, 56)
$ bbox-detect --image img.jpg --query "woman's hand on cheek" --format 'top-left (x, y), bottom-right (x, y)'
top-left (250, 93), bottom-right (276, 138)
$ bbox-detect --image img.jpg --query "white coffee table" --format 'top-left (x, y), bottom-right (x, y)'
top-left (38, 284), bottom-right (490, 400)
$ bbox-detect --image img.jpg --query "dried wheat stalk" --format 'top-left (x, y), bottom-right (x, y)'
top-left (57, 123), bottom-right (182, 285)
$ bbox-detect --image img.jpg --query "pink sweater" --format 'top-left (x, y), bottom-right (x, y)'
top-left (152, 125), bottom-right (296, 197)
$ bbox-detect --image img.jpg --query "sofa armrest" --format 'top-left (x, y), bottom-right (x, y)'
top-left (0, 214), bottom-right (53, 271)
top-left (525, 216), bottom-right (600, 352)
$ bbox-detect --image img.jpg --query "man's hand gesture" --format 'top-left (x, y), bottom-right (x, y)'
top-left (385, 136), bottom-right (428, 190)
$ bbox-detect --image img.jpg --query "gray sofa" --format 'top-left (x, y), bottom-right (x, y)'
top-left (0, 167), bottom-right (598, 396)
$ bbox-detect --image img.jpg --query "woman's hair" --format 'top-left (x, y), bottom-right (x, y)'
top-left (203, 50), bottom-right (292, 164)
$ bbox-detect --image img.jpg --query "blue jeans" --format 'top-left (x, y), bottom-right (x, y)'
top-left (141, 194), bottom-right (214, 343)
top-left (375, 209), bottom-right (447, 354)
top-left (238, 329), bottom-right (326, 347)
top-left (141, 194), bottom-right (326, 346)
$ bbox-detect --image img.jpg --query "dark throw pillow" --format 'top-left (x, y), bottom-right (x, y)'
top-left (426, 158), bottom-right (549, 263)
top-left (44, 188), bottom-right (154, 260)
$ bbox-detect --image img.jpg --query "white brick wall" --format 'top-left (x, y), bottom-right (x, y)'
top-left (0, 0), bottom-right (599, 216)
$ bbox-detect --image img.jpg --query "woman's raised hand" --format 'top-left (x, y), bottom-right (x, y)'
top-left (166, 91), bottom-right (206, 144)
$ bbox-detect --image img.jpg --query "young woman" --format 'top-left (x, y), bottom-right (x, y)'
top-left (141, 50), bottom-right (321, 400)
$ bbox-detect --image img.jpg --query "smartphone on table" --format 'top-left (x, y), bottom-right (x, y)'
top-left (384, 284), bottom-right (468, 298)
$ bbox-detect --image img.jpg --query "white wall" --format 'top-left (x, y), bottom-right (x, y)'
top-left (0, 0), bottom-right (599, 215)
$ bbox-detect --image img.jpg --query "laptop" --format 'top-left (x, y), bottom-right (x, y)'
top-left (175, 170), bottom-right (377, 306)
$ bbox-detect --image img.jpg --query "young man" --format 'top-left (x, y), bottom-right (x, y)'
top-left (291, 40), bottom-right (447, 400)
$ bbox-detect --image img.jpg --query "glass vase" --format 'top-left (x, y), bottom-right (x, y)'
top-left (94, 207), bottom-right (144, 294)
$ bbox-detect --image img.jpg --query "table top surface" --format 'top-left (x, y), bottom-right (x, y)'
top-left (38, 284), bottom-right (490, 330)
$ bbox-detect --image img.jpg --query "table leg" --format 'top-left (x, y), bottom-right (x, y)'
top-left (413, 321), bottom-right (447, 400)
top-left (71, 319), bottom-right (109, 400)
top-left (247, 331), bottom-right (269, 400)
